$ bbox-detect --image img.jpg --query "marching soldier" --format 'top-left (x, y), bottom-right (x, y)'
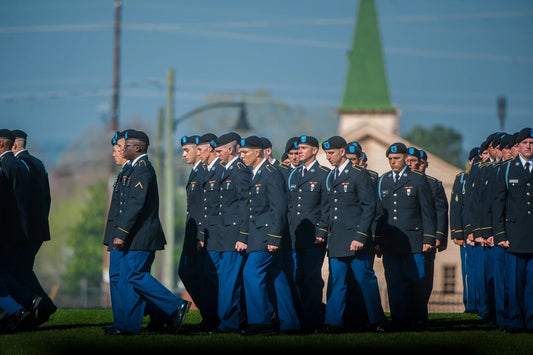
top-left (11, 129), bottom-right (57, 326)
top-left (493, 127), bottom-right (533, 333)
top-left (177, 134), bottom-right (219, 332)
top-left (319, 136), bottom-right (386, 333)
top-left (110, 130), bottom-right (191, 335)
top-left (376, 142), bottom-right (436, 331)
top-left (238, 136), bottom-right (300, 335)
top-left (210, 132), bottom-right (251, 333)
top-left (286, 135), bottom-right (329, 332)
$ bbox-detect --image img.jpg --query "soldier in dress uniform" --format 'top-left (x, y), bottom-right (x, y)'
top-left (376, 142), bottom-right (437, 331)
top-left (0, 129), bottom-right (35, 332)
top-left (450, 147), bottom-right (480, 313)
top-left (210, 132), bottom-right (251, 333)
top-left (319, 136), bottom-right (387, 334)
top-left (11, 130), bottom-right (57, 326)
top-left (493, 127), bottom-right (533, 333)
top-left (408, 147), bottom-right (449, 322)
top-left (194, 133), bottom-right (223, 331)
top-left (110, 130), bottom-right (191, 335)
top-left (177, 134), bottom-right (220, 332)
top-left (261, 137), bottom-right (281, 167)
top-left (285, 135), bottom-right (329, 333)
top-left (238, 136), bottom-right (300, 335)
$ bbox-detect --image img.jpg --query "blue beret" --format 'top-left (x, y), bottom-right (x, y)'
top-left (419, 150), bottom-right (427, 161)
top-left (180, 135), bottom-right (200, 146)
top-left (480, 139), bottom-right (490, 153)
top-left (346, 141), bottom-right (362, 156)
top-left (386, 142), bottom-right (407, 156)
top-left (111, 130), bottom-right (125, 145)
top-left (322, 136), bottom-right (346, 150)
top-left (124, 129), bottom-right (149, 145)
top-left (362, 152), bottom-right (367, 162)
top-left (198, 133), bottom-right (217, 146)
top-left (214, 132), bottom-right (241, 147)
top-left (516, 127), bottom-right (533, 143)
top-left (407, 147), bottom-right (420, 158)
top-left (260, 137), bottom-right (272, 149)
top-left (285, 137), bottom-right (299, 152)
top-left (0, 129), bottom-right (15, 141)
top-left (468, 147), bottom-right (480, 160)
top-left (241, 135), bottom-right (264, 149)
top-left (12, 129), bottom-right (27, 139)
top-left (298, 135), bottom-right (319, 148)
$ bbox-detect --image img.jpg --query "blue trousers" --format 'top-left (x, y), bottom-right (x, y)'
top-left (464, 244), bottom-right (478, 312)
top-left (492, 246), bottom-right (508, 329)
top-left (117, 250), bottom-right (186, 334)
top-left (325, 253), bottom-right (385, 327)
top-left (243, 251), bottom-right (300, 331)
top-left (506, 252), bottom-right (533, 330)
top-left (383, 253), bottom-right (429, 328)
top-left (291, 247), bottom-right (326, 329)
top-left (178, 250), bottom-right (219, 328)
top-left (459, 245), bottom-right (468, 309)
top-left (0, 276), bottom-right (23, 314)
top-left (209, 250), bottom-right (245, 332)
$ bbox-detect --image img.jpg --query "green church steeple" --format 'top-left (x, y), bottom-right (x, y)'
top-left (340, 0), bottom-right (396, 113)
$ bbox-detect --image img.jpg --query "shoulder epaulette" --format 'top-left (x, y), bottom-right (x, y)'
top-left (236, 161), bottom-right (247, 169)
top-left (277, 164), bottom-right (289, 170)
top-left (265, 164), bottom-right (274, 173)
top-left (367, 169), bottom-right (378, 177)
top-left (318, 165), bottom-right (330, 172)
top-left (456, 171), bottom-right (465, 177)
top-left (426, 174), bottom-right (438, 181)
top-left (411, 169), bottom-right (424, 175)
top-left (481, 161), bottom-right (492, 168)
top-left (351, 164), bottom-right (362, 171)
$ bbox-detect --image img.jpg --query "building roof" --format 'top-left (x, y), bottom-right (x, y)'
top-left (339, 0), bottom-right (396, 113)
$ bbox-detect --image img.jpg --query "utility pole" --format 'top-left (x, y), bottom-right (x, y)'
top-left (162, 69), bottom-right (175, 290)
top-left (111, 0), bottom-right (121, 133)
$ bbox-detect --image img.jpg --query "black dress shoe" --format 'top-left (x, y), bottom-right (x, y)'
top-left (5, 309), bottom-right (34, 332)
top-left (241, 324), bottom-right (277, 336)
top-left (35, 301), bottom-right (57, 326)
top-left (31, 296), bottom-right (42, 312)
top-left (167, 301), bottom-right (192, 334)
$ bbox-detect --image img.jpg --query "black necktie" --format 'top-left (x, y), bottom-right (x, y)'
top-left (334, 167), bottom-right (339, 181)
top-left (526, 162), bottom-right (531, 174)
top-left (302, 168), bottom-right (306, 178)
top-left (394, 172), bottom-right (398, 183)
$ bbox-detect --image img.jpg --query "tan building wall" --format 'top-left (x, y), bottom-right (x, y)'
top-left (318, 118), bottom-right (464, 312)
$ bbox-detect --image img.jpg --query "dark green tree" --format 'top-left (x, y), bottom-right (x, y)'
top-left (63, 181), bottom-right (107, 291)
top-left (403, 124), bottom-right (464, 168)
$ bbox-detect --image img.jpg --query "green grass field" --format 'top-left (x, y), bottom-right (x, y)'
top-left (1, 310), bottom-right (531, 354)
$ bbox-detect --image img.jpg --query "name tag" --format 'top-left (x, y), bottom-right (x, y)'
top-left (509, 179), bottom-right (519, 184)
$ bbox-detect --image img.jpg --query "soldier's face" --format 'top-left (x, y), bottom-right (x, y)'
top-left (288, 149), bottom-right (299, 166)
top-left (182, 144), bottom-right (197, 164)
top-left (325, 148), bottom-right (344, 167)
top-left (215, 145), bottom-right (231, 163)
top-left (501, 147), bottom-right (513, 160)
top-left (112, 138), bottom-right (127, 165)
top-left (519, 138), bottom-right (533, 160)
top-left (196, 144), bottom-right (211, 163)
top-left (481, 150), bottom-right (490, 161)
top-left (388, 153), bottom-right (406, 172)
top-left (298, 144), bottom-right (316, 165)
top-left (405, 155), bottom-right (420, 170)
top-left (240, 147), bottom-right (260, 168)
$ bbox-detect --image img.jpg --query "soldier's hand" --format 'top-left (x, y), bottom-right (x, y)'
top-left (487, 236), bottom-right (494, 247)
top-left (422, 243), bottom-right (434, 252)
top-left (466, 238), bottom-right (475, 246)
top-left (374, 244), bottom-right (382, 258)
top-left (113, 238), bottom-right (124, 250)
top-left (235, 241), bottom-right (247, 253)
top-left (315, 237), bottom-right (325, 245)
top-left (267, 244), bottom-right (280, 253)
top-left (197, 240), bottom-right (205, 251)
top-left (498, 240), bottom-right (510, 248)
top-left (452, 239), bottom-right (465, 247)
top-left (350, 240), bottom-right (364, 252)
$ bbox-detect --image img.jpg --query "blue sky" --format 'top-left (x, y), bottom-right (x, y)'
top-left (1, 0), bottom-right (532, 165)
